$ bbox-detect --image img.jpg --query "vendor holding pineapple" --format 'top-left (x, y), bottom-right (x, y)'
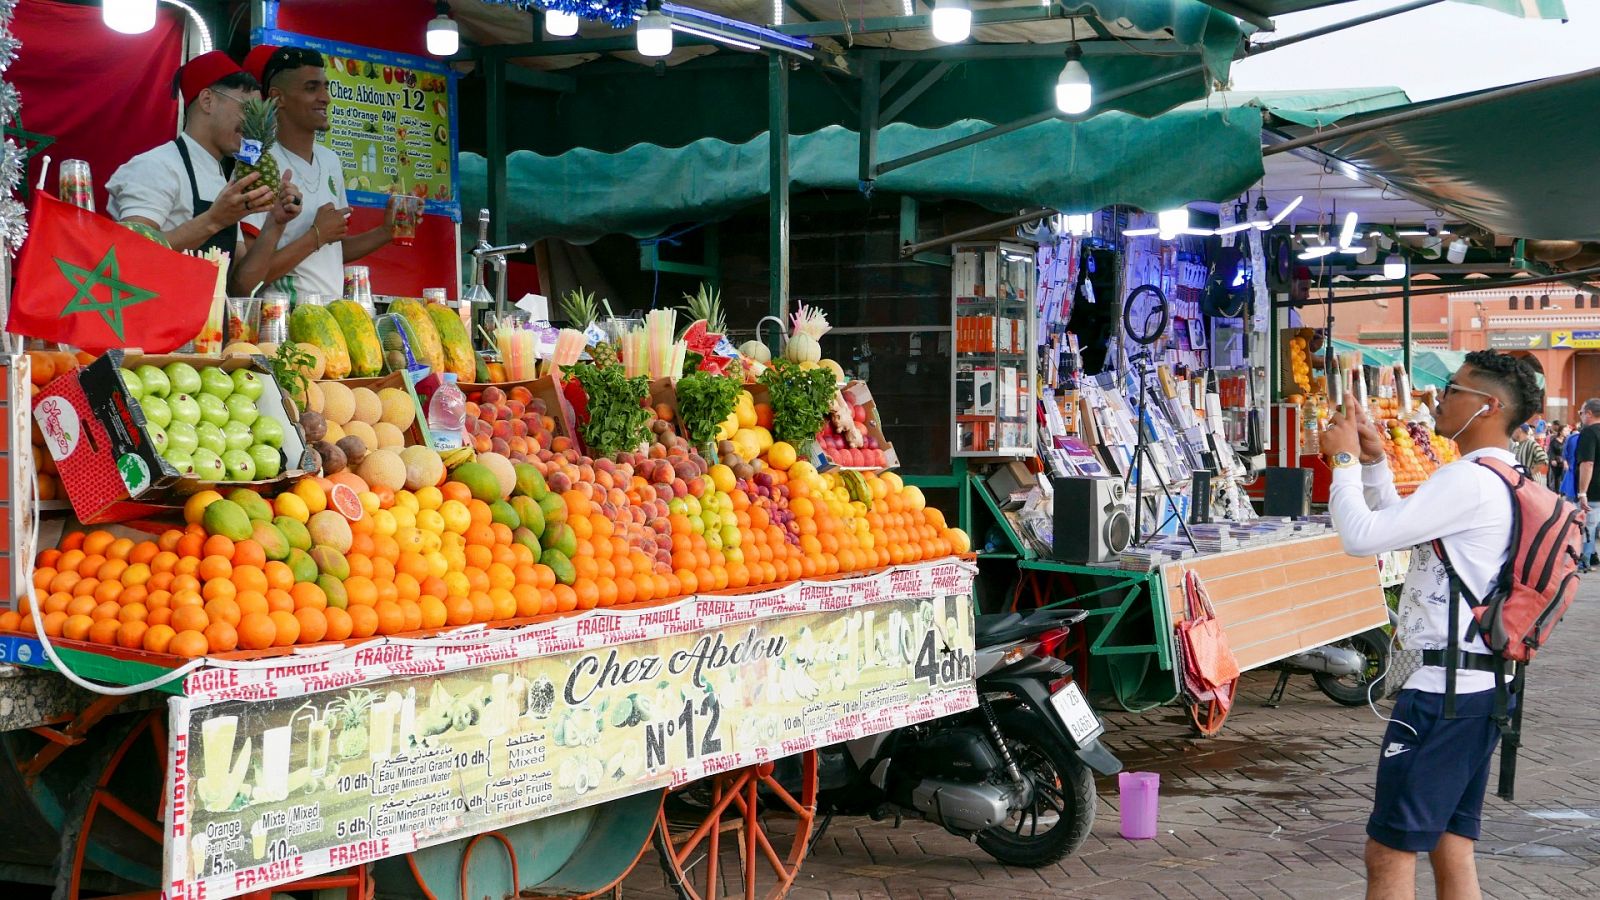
top-left (106, 51), bottom-right (301, 296)
top-left (237, 45), bottom-right (399, 303)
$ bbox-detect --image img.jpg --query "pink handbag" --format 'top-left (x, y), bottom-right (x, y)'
top-left (1176, 569), bottom-right (1241, 709)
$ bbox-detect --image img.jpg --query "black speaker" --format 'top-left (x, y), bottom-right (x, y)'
top-left (1052, 477), bottom-right (1132, 564)
top-left (1263, 467), bottom-right (1313, 517)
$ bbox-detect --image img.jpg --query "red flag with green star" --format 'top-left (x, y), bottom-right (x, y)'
top-left (8, 192), bottom-right (220, 353)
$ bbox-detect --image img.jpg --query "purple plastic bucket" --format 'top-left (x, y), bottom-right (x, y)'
top-left (1118, 771), bottom-right (1160, 840)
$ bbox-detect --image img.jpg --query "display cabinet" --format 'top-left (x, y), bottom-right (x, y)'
top-left (951, 241), bottom-right (1038, 457)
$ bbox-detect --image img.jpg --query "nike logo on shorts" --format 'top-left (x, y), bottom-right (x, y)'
top-left (1384, 742), bottom-right (1411, 758)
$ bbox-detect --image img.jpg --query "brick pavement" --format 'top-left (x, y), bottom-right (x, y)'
top-left (623, 578), bottom-right (1600, 899)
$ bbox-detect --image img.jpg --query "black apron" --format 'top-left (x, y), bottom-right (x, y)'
top-left (173, 138), bottom-right (235, 257)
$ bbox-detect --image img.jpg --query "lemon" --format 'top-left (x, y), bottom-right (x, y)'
top-left (440, 500), bottom-right (472, 535)
top-left (416, 508), bottom-right (446, 535)
top-left (371, 509), bottom-right (397, 538)
top-left (272, 491), bottom-right (310, 524)
top-left (184, 490), bottom-right (224, 526)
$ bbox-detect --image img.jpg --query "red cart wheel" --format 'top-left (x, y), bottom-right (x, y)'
top-left (66, 710), bottom-right (167, 899)
top-left (654, 751), bottom-right (818, 900)
top-left (1187, 683), bottom-right (1234, 737)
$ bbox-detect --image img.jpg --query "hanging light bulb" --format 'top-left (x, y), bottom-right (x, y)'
top-left (1054, 44), bottom-right (1092, 115)
top-left (1447, 237), bottom-right (1469, 264)
top-left (1061, 213), bottom-right (1091, 236)
top-left (1383, 253), bottom-right (1407, 280)
top-left (426, 2), bottom-right (460, 56)
top-left (1422, 225), bottom-right (1443, 260)
top-left (103, 0), bottom-right (157, 34)
top-left (1156, 207), bottom-right (1189, 239)
top-left (637, 10), bottom-right (673, 57)
top-left (930, 0), bottom-right (971, 44)
top-left (545, 8), bottom-right (580, 36)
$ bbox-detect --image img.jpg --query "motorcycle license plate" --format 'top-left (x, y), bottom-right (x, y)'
top-left (1049, 681), bottom-right (1103, 745)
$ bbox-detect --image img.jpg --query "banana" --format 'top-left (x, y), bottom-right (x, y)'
top-left (442, 447), bottom-right (476, 470)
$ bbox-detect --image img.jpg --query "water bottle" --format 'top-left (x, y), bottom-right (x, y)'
top-left (428, 373), bottom-right (467, 452)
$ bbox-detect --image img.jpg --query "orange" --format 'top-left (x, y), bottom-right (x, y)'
top-left (551, 584), bottom-right (578, 612)
top-left (156, 530), bottom-right (182, 553)
top-left (374, 601), bottom-right (405, 635)
top-left (41, 611), bottom-right (69, 637)
top-left (465, 568), bottom-right (490, 594)
top-left (489, 523), bottom-right (513, 547)
top-left (175, 557), bottom-right (201, 577)
top-left (88, 617), bottom-right (122, 645)
top-left (534, 564), bottom-right (557, 591)
top-left (488, 588), bottom-right (516, 621)
top-left (263, 561), bottom-right (294, 592)
top-left (106, 538), bottom-right (135, 561)
top-left (393, 573), bottom-right (421, 602)
top-left (147, 606), bottom-right (173, 628)
top-left (398, 552), bottom-right (430, 582)
top-left (443, 596), bottom-right (474, 626)
top-left (203, 621), bottom-right (239, 653)
top-left (72, 578), bottom-right (101, 599)
top-left (91, 600), bottom-right (121, 621)
top-left (60, 532), bottom-right (87, 553)
top-left (373, 535), bottom-right (400, 563)
top-left (121, 562), bottom-right (152, 588)
top-left (613, 576), bottom-right (635, 605)
top-left (419, 596), bottom-right (448, 629)
top-left (371, 558), bottom-right (396, 586)
top-left (37, 550), bottom-right (61, 571)
top-left (323, 606), bottom-right (353, 642)
top-left (344, 576), bottom-right (378, 608)
top-left (202, 535), bottom-right (235, 561)
top-left (57, 549), bottom-right (87, 575)
top-left (574, 581), bottom-right (599, 610)
top-left (290, 582), bottom-right (326, 610)
top-left (399, 600), bottom-right (422, 632)
top-left (176, 531), bottom-right (205, 560)
top-left (48, 570), bottom-right (81, 595)
top-left (464, 544), bottom-right (493, 571)
top-left (294, 607), bottom-right (328, 644)
top-left (347, 604), bottom-right (378, 639)
top-left (204, 596), bottom-right (242, 627)
top-left (232, 565), bottom-right (268, 596)
top-left (82, 531), bottom-right (115, 557)
top-left (268, 610), bottom-right (299, 647)
top-left (202, 578), bottom-right (237, 604)
top-left (260, 589), bottom-right (291, 614)
top-left (440, 482), bottom-right (471, 504)
top-left (32, 567), bottom-right (56, 591)
top-left (198, 555), bottom-right (232, 583)
top-left (486, 563), bottom-right (516, 593)
top-left (62, 614), bottom-right (93, 641)
top-left (117, 621), bottom-right (148, 650)
top-left (66, 594), bottom-right (97, 617)
top-left (130, 542), bottom-right (159, 566)
top-left (143, 623), bottom-right (177, 654)
top-left (347, 553), bottom-right (374, 579)
top-left (467, 500), bottom-right (492, 528)
top-left (350, 534), bottom-right (376, 558)
top-left (237, 612), bottom-right (276, 650)
top-left (469, 593), bottom-right (494, 623)
top-left (465, 523), bottom-right (496, 548)
top-left (169, 630), bottom-right (209, 658)
top-left (118, 602), bottom-right (149, 624)
top-left (512, 585), bottom-right (541, 618)
top-left (171, 605), bottom-right (209, 633)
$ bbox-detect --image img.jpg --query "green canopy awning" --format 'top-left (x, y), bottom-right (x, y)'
top-left (461, 107), bottom-right (1266, 243)
top-left (1302, 68), bottom-right (1600, 240)
top-left (1181, 86), bottom-right (1412, 126)
top-left (1205, 0), bottom-right (1564, 20)
top-left (1329, 338), bottom-right (1400, 370)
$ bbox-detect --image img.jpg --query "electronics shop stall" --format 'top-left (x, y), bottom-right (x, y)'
top-left (954, 209), bottom-right (1388, 731)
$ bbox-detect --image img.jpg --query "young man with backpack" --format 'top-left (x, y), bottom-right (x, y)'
top-left (1322, 350), bottom-right (1580, 900)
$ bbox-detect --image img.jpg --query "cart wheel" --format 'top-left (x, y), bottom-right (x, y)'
top-left (62, 710), bottom-right (166, 899)
top-left (653, 751), bottom-right (818, 900)
top-left (1187, 684), bottom-right (1234, 738)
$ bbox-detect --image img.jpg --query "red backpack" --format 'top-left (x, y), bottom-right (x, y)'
top-left (1435, 456), bottom-right (1583, 799)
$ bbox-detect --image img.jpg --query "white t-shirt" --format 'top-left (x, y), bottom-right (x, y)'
top-left (1329, 446), bottom-right (1516, 694)
top-left (106, 133), bottom-right (239, 245)
top-left (243, 142), bottom-right (348, 300)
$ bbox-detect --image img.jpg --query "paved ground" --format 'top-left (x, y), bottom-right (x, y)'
top-left (624, 579), bottom-right (1600, 899)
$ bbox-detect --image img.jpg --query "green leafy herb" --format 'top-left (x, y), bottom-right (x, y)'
top-left (675, 371), bottom-right (741, 447)
top-left (270, 342), bottom-right (318, 409)
top-left (568, 362), bottom-right (651, 458)
top-left (758, 359), bottom-right (837, 446)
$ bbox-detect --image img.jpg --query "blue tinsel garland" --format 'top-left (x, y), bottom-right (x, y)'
top-left (476, 0), bottom-right (647, 30)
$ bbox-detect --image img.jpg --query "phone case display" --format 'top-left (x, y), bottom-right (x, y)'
top-left (951, 242), bottom-right (1037, 457)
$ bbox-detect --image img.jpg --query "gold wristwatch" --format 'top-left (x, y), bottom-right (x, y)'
top-left (1328, 451), bottom-right (1358, 469)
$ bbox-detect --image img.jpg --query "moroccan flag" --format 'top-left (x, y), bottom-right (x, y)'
top-left (8, 192), bottom-right (220, 353)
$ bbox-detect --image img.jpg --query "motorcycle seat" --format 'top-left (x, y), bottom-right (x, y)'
top-left (974, 608), bottom-right (1088, 647)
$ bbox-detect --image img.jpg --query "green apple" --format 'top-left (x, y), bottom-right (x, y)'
top-left (163, 362), bottom-right (201, 397)
top-left (190, 448), bottom-right (225, 481)
top-left (168, 393), bottom-right (201, 426)
top-left (135, 365), bottom-right (171, 398)
top-left (248, 444), bottom-right (282, 479)
top-left (222, 420), bottom-right (254, 452)
top-left (224, 393), bottom-right (259, 426)
top-left (165, 421), bottom-right (198, 456)
top-left (251, 417), bottom-right (285, 448)
top-left (195, 421), bottom-right (227, 456)
top-left (196, 393), bottom-right (229, 428)
top-left (221, 449), bottom-right (256, 481)
top-left (230, 368), bottom-right (265, 401)
top-left (199, 366), bottom-right (234, 400)
top-left (147, 422), bottom-right (168, 455)
top-left (163, 449), bottom-right (194, 475)
top-left (140, 395), bottom-right (172, 429)
top-left (121, 369), bottom-right (144, 401)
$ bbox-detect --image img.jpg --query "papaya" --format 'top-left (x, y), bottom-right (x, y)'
top-left (426, 303), bottom-right (477, 381)
top-left (387, 298), bottom-right (445, 372)
top-left (289, 305), bottom-right (352, 379)
top-left (328, 300), bottom-right (384, 377)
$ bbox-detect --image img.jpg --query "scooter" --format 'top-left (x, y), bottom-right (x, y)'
top-left (1266, 612), bottom-right (1395, 707)
top-left (813, 607), bottom-right (1122, 868)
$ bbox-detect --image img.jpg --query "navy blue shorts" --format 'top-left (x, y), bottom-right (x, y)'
top-left (1367, 688), bottom-right (1505, 852)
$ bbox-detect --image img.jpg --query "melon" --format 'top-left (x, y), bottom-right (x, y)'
top-left (373, 422), bottom-right (406, 449)
top-left (356, 448), bottom-right (407, 492)
top-left (377, 388), bottom-right (415, 429)
top-left (400, 446), bottom-right (445, 490)
top-left (475, 452), bottom-right (516, 499)
top-left (350, 387), bottom-right (382, 425)
top-left (297, 343), bottom-right (327, 380)
top-left (223, 341), bottom-right (262, 357)
top-left (343, 421), bottom-right (378, 452)
top-left (304, 380), bottom-right (325, 414)
top-left (320, 381), bottom-right (355, 425)
top-left (321, 420), bottom-right (346, 444)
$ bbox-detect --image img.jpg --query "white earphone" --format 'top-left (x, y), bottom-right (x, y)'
top-left (1449, 403), bottom-right (1493, 441)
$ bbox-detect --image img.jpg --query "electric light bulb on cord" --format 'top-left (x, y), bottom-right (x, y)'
top-left (930, 0), bottom-right (971, 43)
top-left (103, 0), bottom-right (157, 34)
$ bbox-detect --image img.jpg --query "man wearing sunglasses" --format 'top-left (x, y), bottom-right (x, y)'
top-left (1322, 351), bottom-right (1544, 900)
top-left (237, 45), bottom-right (397, 303)
top-left (107, 51), bottom-right (299, 296)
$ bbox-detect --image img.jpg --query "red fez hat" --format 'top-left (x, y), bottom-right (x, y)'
top-left (177, 50), bottom-right (244, 107)
top-left (243, 44), bottom-right (278, 89)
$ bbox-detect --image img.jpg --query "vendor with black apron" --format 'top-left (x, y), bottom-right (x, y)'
top-left (107, 51), bottom-right (300, 296)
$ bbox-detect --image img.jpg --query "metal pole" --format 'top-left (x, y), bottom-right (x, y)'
top-left (484, 56), bottom-right (509, 248)
top-left (1274, 264), bottom-right (1600, 308)
top-left (1264, 64), bottom-right (1600, 157)
top-left (901, 208), bottom-right (1053, 257)
top-left (1402, 267), bottom-right (1413, 377)
top-left (858, 59), bottom-right (879, 188)
top-left (768, 54), bottom-right (791, 323)
top-left (1248, 0), bottom-right (1445, 55)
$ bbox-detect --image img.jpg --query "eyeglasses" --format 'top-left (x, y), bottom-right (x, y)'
top-left (208, 90), bottom-right (249, 107)
top-left (1442, 380), bottom-right (1497, 403)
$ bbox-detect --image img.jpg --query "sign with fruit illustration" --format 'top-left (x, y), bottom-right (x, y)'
top-left (163, 561), bottom-right (976, 900)
top-left (257, 30), bottom-right (458, 220)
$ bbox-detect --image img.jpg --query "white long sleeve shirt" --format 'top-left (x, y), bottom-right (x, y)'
top-left (1328, 447), bottom-right (1516, 693)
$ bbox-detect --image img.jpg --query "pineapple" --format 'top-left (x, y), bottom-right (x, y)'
top-left (560, 287), bottom-right (600, 330)
top-left (235, 98), bottom-right (282, 202)
top-left (680, 283), bottom-right (727, 336)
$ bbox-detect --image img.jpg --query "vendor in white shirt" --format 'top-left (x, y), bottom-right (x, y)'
top-left (239, 45), bottom-right (397, 302)
top-left (1321, 351), bottom-right (1544, 900)
top-left (106, 51), bottom-right (300, 296)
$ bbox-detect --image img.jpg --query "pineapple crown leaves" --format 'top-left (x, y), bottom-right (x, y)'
top-left (790, 303), bottom-right (830, 341)
top-left (679, 283), bottom-right (727, 336)
top-left (561, 287), bottom-right (601, 330)
top-left (241, 97), bottom-right (279, 150)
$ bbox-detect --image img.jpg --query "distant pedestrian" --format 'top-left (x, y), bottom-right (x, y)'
top-left (1563, 423), bottom-right (1583, 500)
top-left (1572, 399), bottom-right (1600, 571)
top-left (1322, 351), bottom-right (1544, 900)
top-left (1546, 422), bottom-right (1566, 490)
top-left (1512, 424), bottom-right (1547, 478)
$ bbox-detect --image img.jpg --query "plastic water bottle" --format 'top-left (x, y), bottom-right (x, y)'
top-left (428, 373), bottom-right (467, 452)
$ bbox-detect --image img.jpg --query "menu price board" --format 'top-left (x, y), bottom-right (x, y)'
top-left (256, 27), bottom-right (459, 221)
top-left (161, 563), bottom-right (977, 900)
